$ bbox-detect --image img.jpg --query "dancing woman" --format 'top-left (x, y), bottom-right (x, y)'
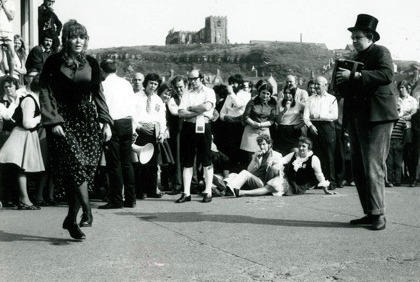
top-left (39, 20), bottom-right (112, 239)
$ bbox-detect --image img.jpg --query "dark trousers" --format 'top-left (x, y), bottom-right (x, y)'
top-left (334, 122), bottom-right (346, 184)
top-left (308, 121), bottom-right (336, 186)
top-left (167, 129), bottom-right (182, 191)
top-left (104, 118), bottom-right (135, 205)
top-left (386, 138), bottom-right (404, 184)
top-left (134, 128), bottom-right (158, 196)
top-left (348, 119), bottom-right (393, 216)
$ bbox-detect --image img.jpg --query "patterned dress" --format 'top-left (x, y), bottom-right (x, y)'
top-left (39, 53), bottom-right (112, 198)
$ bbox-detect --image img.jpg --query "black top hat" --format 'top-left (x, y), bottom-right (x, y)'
top-left (348, 14), bottom-right (380, 41)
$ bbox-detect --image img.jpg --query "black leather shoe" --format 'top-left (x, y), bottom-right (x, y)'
top-left (202, 193), bottom-right (212, 203)
top-left (98, 203), bottom-right (123, 209)
top-left (175, 193), bottom-right (191, 203)
top-left (349, 215), bottom-right (373, 225)
top-left (233, 188), bottom-right (242, 198)
top-left (371, 216), bottom-right (386, 231)
top-left (148, 192), bottom-right (164, 198)
top-left (123, 201), bottom-right (136, 208)
top-left (79, 212), bottom-right (93, 227)
top-left (63, 217), bottom-right (86, 239)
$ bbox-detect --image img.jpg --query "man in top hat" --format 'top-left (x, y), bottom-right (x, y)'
top-left (335, 14), bottom-right (398, 230)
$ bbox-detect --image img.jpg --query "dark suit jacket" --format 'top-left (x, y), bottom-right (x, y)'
top-left (25, 45), bottom-right (52, 73)
top-left (339, 44), bottom-right (399, 123)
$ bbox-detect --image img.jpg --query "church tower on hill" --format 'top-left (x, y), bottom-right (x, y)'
top-left (205, 16), bottom-right (228, 44)
top-left (166, 16), bottom-right (228, 45)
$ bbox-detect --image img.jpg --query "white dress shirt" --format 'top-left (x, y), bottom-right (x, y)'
top-left (220, 89), bottom-right (251, 119)
top-left (133, 91), bottom-right (167, 134)
top-left (102, 73), bottom-right (136, 120)
top-left (303, 92), bottom-right (338, 127)
top-left (178, 85), bottom-right (216, 122)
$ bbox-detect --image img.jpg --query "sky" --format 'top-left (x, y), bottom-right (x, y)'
top-left (41, 0), bottom-right (420, 61)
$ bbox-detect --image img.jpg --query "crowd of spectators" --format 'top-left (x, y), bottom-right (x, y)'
top-left (0, 3), bottom-right (419, 221)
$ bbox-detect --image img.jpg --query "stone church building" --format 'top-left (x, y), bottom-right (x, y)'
top-left (166, 16), bottom-right (228, 45)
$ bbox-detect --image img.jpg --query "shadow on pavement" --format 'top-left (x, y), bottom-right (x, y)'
top-left (0, 230), bottom-right (83, 244)
top-left (117, 212), bottom-right (354, 228)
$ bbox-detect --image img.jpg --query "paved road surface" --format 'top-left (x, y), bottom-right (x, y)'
top-left (1, 186), bottom-right (419, 281)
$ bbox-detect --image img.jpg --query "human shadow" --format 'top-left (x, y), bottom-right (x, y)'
top-left (116, 211), bottom-right (354, 229)
top-left (0, 230), bottom-right (83, 245)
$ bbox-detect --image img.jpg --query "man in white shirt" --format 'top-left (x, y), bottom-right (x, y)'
top-left (176, 70), bottom-right (216, 203)
top-left (303, 76), bottom-right (338, 189)
top-left (132, 73), bottom-right (167, 199)
top-left (98, 59), bottom-right (137, 209)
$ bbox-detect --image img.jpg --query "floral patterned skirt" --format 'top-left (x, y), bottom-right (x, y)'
top-left (48, 101), bottom-right (102, 198)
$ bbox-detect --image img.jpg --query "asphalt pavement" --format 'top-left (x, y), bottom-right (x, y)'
top-left (1, 185), bottom-right (419, 282)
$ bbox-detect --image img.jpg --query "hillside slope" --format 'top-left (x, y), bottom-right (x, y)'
top-left (91, 42), bottom-right (335, 81)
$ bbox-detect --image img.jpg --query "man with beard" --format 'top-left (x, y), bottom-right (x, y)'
top-left (25, 31), bottom-right (54, 73)
top-left (38, 0), bottom-right (62, 53)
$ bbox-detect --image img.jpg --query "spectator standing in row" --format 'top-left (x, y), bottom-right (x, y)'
top-left (133, 73), bottom-right (166, 199)
top-left (219, 74), bottom-right (251, 174)
top-left (98, 59), bottom-right (137, 209)
top-left (176, 70), bottom-right (216, 203)
top-left (38, 0), bottom-right (62, 53)
top-left (166, 75), bottom-right (187, 194)
top-left (281, 75), bottom-right (309, 105)
top-left (304, 76), bottom-right (338, 189)
top-left (397, 80), bottom-right (419, 186)
top-left (240, 79), bottom-right (276, 162)
top-left (0, 0), bottom-right (16, 77)
top-left (13, 34), bottom-right (27, 84)
top-left (132, 72), bottom-right (145, 95)
top-left (25, 30), bottom-right (54, 73)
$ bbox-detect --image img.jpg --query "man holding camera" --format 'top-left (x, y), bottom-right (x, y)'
top-left (335, 14), bottom-right (398, 230)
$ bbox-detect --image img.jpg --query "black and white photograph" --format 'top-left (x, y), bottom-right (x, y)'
top-left (0, 0), bottom-right (419, 281)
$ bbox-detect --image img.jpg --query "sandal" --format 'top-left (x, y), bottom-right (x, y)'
top-left (18, 202), bottom-right (41, 210)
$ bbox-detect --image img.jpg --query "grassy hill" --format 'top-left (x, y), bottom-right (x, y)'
top-left (91, 42), bottom-right (335, 82)
top-left (90, 43), bottom-right (418, 85)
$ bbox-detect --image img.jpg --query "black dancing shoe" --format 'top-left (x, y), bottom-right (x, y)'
top-left (202, 193), bottom-right (212, 203)
top-left (123, 201), bottom-right (136, 208)
top-left (79, 212), bottom-right (93, 227)
top-left (63, 217), bottom-right (86, 239)
top-left (175, 193), bottom-right (191, 203)
top-left (98, 203), bottom-right (123, 209)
